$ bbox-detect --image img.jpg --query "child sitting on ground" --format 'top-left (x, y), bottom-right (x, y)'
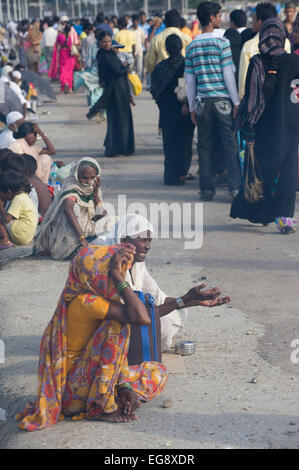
top-left (23, 154), bottom-right (52, 218)
top-left (0, 170), bottom-right (38, 249)
top-left (0, 153), bottom-right (52, 218)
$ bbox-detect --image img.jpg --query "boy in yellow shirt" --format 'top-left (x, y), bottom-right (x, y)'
top-left (0, 170), bottom-right (38, 249)
top-left (114, 17), bottom-right (136, 56)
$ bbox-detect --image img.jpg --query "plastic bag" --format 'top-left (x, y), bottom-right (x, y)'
top-left (175, 77), bottom-right (187, 103)
top-left (56, 163), bottom-right (74, 182)
top-left (128, 72), bottom-right (142, 96)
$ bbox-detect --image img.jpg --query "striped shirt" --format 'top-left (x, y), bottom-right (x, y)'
top-left (185, 33), bottom-right (234, 99)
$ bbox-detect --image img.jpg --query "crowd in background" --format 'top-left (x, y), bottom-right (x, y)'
top-left (0, 2), bottom-right (298, 431)
top-left (0, 2), bottom-right (298, 256)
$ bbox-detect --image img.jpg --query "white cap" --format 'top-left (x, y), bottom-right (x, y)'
top-left (12, 71), bottom-right (22, 80)
top-left (3, 65), bottom-right (13, 74)
top-left (60, 16), bottom-right (69, 22)
top-left (6, 111), bottom-right (24, 126)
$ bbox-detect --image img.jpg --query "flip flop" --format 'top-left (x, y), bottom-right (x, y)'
top-left (0, 242), bottom-right (13, 251)
top-left (281, 226), bottom-right (296, 234)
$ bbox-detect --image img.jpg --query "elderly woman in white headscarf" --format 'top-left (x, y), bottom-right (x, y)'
top-left (34, 157), bottom-right (106, 260)
top-left (95, 213), bottom-right (230, 351)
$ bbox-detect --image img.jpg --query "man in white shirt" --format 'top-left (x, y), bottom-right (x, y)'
top-left (10, 71), bottom-right (29, 117)
top-left (7, 20), bottom-right (18, 50)
top-left (186, 2), bottom-right (241, 201)
top-left (41, 18), bottom-right (58, 70)
top-left (130, 15), bottom-right (145, 78)
top-left (0, 111), bottom-right (24, 149)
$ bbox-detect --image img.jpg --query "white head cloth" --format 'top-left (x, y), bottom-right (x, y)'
top-left (12, 70), bottom-right (22, 80)
top-left (1, 65), bottom-right (13, 80)
top-left (6, 111), bottom-right (23, 126)
top-left (103, 213), bottom-right (154, 245)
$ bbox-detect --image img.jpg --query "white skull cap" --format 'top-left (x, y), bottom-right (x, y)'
top-left (6, 111), bottom-right (24, 125)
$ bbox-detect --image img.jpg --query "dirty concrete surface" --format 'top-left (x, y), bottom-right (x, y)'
top-left (0, 88), bottom-right (299, 449)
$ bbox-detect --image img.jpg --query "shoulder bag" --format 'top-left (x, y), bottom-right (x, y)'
top-left (244, 143), bottom-right (263, 204)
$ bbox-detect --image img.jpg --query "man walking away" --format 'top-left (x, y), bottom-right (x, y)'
top-left (186, 2), bottom-right (241, 202)
top-left (130, 15), bottom-right (145, 79)
top-left (145, 9), bottom-right (191, 74)
top-left (41, 18), bottom-right (58, 71)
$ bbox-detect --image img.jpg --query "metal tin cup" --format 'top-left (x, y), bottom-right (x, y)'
top-left (175, 340), bottom-right (196, 356)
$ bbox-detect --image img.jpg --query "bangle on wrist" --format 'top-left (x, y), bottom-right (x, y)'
top-left (117, 281), bottom-right (130, 295)
top-left (79, 233), bottom-right (86, 241)
top-left (117, 383), bottom-right (133, 393)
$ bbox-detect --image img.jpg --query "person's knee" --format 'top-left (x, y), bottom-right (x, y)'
top-left (40, 154), bottom-right (52, 170)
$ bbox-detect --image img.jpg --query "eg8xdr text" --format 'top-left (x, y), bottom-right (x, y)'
top-left (148, 455), bottom-right (195, 465)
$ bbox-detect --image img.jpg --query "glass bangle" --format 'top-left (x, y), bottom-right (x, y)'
top-left (117, 383), bottom-right (133, 392)
top-left (117, 281), bottom-right (130, 295)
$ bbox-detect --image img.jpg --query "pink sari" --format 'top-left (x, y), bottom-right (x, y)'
top-left (49, 34), bottom-right (76, 91)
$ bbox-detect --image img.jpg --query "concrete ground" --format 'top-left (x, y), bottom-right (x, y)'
top-left (0, 87), bottom-right (299, 449)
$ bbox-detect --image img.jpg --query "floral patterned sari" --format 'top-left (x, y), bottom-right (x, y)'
top-left (16, 245), bottom-right (167, 431)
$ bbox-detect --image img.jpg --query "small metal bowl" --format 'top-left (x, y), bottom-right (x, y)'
top-left (175, 340), bottom-right (196, 356)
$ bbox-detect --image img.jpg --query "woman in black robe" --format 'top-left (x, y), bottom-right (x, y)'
top-left (150, 35), bottom-right (195, 186)
top-left (230, 18), bottom-right (299, 233)
top-left (87, 32), bottom-right (134, 157)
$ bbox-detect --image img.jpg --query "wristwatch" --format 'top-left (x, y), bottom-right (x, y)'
top-left (176, 297), bottom-right (185, 308)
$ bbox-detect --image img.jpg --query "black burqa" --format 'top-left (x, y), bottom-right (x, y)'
top-left (151, 35), bottom-right (195, 185)
top-left (231, 52), bottom-right (299, 224)
top-left (90, 48), bottom-right (134, 157)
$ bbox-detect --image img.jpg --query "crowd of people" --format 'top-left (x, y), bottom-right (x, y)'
top-left (0, 2), bottom-right (298, 429)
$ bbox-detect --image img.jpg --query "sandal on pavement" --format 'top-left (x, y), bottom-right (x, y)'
top-left (275, 217), bottom-right (297, 234)
top-left (0, 242), bottom-right (13, 251)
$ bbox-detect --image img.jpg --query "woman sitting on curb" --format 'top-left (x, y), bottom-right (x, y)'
top-left (34, 157), bottom-right (107, 260)
top-left (9, 122), bottom-right (56, 184)
top-left (95, 213), bottom-right (230, 351)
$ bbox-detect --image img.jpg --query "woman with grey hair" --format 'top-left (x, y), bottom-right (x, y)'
top-left (34, 157), bottom-right (107, 260)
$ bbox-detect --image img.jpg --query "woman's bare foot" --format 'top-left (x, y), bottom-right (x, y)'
top-left (99, 408), bottom-right (138, 423)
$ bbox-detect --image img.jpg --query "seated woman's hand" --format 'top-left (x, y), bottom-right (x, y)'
top-left (80, 238), bottom-right (89, 248)
top-left (194, 296), bottom-right (231, 308)
top-left (109, 246), bottom-right (136, 283)
top-left (182, 283), bottom-right (231, 308)
top-left (92, 210), bottom-right (108, 222)
top-left (33, 123), bottom-right (42, 135)
top-left (118, 388), bottom-right (140, 418)
top-left (93, 176), bottom-right (101, 195)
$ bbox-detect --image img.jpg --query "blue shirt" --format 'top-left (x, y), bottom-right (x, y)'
top-left (139, 22), bottom-right (151, 37)
top-left (73, 24), bottom-right (83, 35)
top-left (150, 22), bottom-right (165, 36)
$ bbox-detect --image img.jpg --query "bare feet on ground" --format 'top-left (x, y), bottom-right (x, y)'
top-left (99, 408), bottom-right (138, 423)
